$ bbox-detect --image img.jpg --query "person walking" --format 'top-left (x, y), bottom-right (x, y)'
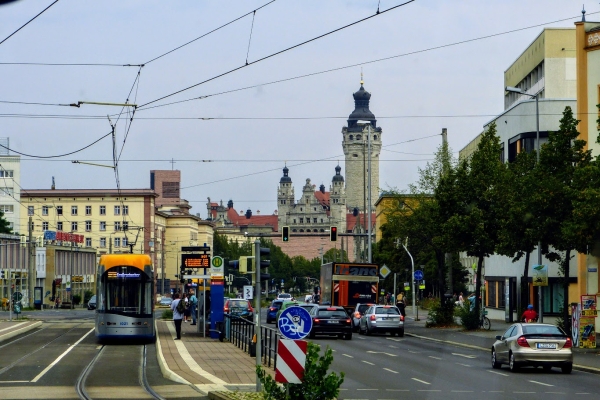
top-left (183, 293), bottom-right (191, 322)
top-left (396, 291), bottom-right (406, 317)
top-left (458, 292), bottom-right (464, 306)
top-left (171, 293), bottom-right (183, 340)
top-left (189, 290), bottom-right (198, 325)
top-left (521, 304), bottom-right (538, 323)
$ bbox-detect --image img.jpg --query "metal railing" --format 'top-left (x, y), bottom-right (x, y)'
top-left (224, 314), bottom-right (281, 368)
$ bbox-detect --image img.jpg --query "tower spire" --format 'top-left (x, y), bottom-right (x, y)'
top-left (360, 68), bottom-right (364, 86)
top-left (582, 5), bottom-right (586, 21)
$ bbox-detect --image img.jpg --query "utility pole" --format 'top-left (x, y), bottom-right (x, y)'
top-left (442, 128), bottom-right (452, 297)
top-left (254, 240), bottom-right (262, 392)
top-left (28, 216), bottom-right (35, 309)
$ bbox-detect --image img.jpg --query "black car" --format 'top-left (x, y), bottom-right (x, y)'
top-left (308, 305), bottom-right (352, 340)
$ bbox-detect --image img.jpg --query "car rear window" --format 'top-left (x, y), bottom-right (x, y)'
top-left (522, 325), bottom-right (565, 336)
top-left (229, 300), bottom-right (248, 308)
top-left (279, 294), bottom-right (291, 298)
top-left (357, 304), bottom-right (370, 314)
top-left (318, 309), bottom-right (347, 318)
top-left (375, 307), bottom-right (400, 315)
top-left (272, 302), bottom-right (283, 309)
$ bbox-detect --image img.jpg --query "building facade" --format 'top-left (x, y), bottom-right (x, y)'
top-left (0, 141), bottom-right (21, 234)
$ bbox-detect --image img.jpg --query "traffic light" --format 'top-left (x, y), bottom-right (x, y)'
top-left (180, 264), bottom-right (185, 278)
top-left (260, 273), bottom-right (271, 281)
top-left (252, 246), bottom-right (270, 269)
top-left (330, 226), bottom-right (338, 242)
top-left (282, 226), bottom-right (290, 242)
top-left (0, 270), bottom-right (4, 279)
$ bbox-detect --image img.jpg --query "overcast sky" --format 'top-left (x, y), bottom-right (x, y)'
top-left (0, 0), bottom-right (592, 219)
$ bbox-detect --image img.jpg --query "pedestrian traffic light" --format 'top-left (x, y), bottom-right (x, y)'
top-left (330, 226), bottom-right (337, 242)
top-left (282, 226), bottom-right (290, 242)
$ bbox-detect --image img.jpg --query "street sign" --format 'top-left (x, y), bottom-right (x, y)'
top-left (379, 264), bottom-right (391, 278)
top-left (210, 256), bottom-right (224, 277)
top-left (414, 270), bottom-right (424, 281)
top-left (278, 306), bottom-right (313, 340)
top-left (243, 285), bottom-right (253, 300)
top-left (419, 280), bottom-right (426, 290)
top-left (532, 265), bottom-right (548, 286)
top-left (404, 282), bottom-right (410, 291)
top-left (12, 291), bottom-right (22, 302)
top-left (275, 339), bottom-right (307, 384)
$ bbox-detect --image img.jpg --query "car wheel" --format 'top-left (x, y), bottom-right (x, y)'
top-left (491, 349), bottom-right (501, 369)
top-left (344, 332), bottom-right (352, 340)
top-left (509, 352), bottom-right (519, 372)
top-left (561, 364), bottom-right (572, 374)
top-left (337, 334), bottom-right (344, 339)
top-left (365, 324), bottom-right (372, 336)
top-left (309, 329), bottom-right (316, 339)
top-left (398, 329), bottom-right (404, 337)
top-left (542, 365), bottom-right (552, 372)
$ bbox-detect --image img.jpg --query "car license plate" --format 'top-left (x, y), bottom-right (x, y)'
top-left (381, 317), bottom-right (388, 320)
top-left (537, 343), bottom-right (557, 349)
top-left (327, 320), bottom-right (339, 324)
top-left (232, 307), bottom-right (243, 314)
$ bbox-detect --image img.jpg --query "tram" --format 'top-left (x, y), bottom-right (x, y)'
top-left (95, 254), bottom-right (156, 343)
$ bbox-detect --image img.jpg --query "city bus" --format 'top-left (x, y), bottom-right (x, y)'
top-left (95, 254), bottom-right (155, 343)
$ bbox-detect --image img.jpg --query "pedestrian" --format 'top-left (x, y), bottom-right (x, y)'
top-left (183, 293), bottom-right (190, 322)
top-left (468, 293), bottom-right (476, 312)
top-left (386, 292), bottom-right (392, 305)
top-left (396, 291), bottom-right (406, 317)
top-left (189, 290), bottom-right (198, 325)
top-left (171, 293), bottom-right (183, 340)
top-left (458, 292), bottom-right (464, 306)
top-left (521, 304), bottom-right (538, 323)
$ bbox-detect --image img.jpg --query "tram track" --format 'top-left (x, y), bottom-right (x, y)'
top-left (76, 344), bottom-right (165, 400)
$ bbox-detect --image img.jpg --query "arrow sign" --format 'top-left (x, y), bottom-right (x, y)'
top-left (414, 270), bottom-right (424, 281)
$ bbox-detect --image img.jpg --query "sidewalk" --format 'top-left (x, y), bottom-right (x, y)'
top-left (0, 320), bottom-right (43, 342)
top-left (402, 308), bottom-right (600, 374)
top-left (155, 319), bottom-right (273, 396)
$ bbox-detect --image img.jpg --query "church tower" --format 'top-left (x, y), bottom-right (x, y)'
top-left (342, 77), bottom-right (382, 212)
top-left (329, 164), bottom-right (347, 232)
top-left (277, 165), bottom-right (295, 228)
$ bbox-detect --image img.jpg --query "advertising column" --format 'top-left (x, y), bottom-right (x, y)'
top-left (579, 295), bottom-right (597, 348)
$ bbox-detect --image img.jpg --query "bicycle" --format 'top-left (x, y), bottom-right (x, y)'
top-left (480, 306), bottom-right (491, 330)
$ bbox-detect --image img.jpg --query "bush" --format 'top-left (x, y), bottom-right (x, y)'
top-left (162, 309), bottom-right (173, 319)
top-left (72, 294), bottom-right (82, 305)
top-left (455, 303), bottom-right (479, 330)
top-left (84, 290), bottom-right (94, 304)
top-left (425, 297), bottom-right (456, 327)
top-left (257, 342), bottom-right (344, 400)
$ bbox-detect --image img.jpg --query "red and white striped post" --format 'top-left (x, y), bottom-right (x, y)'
top-left (275, 339), bottom-right (307, 384)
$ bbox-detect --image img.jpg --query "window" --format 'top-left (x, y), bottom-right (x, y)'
top-left (313, 218), bottom-right (317, 223)
top-left (0, 170), bottom-right (14, 177)
top-left (42, 205), bottom-right (49, 215)
top-left (71, 206), bottom-right (78, 215)
top-left (100, 221), bottom-right (106, 231)
top-left (85, 205), bottom-right (92, 215)
top-left (123, 205), bottom-right (128, 215)
top-left (313, 207), bottom-right (317, 211)
top-left (123, 221), bottom-right (128, 231)
top-left (85, 220), bottom-right (92, 232)
top-left (114, 238), bottom-right (121, 247)
top-left (114, 221), bottom-right (121, 231)
top-left (123, 236), bottom-right (128, 247)
top-left (42, 222), bottom-right (48, 230)
top-left (0, 204), bottom-right (13, 213)
top-left (114, 205), bottom-right (120, 215)
top-left (85, 237), bottom-right (92, 247)
top-left (100, 205), bottom-right (106, 215)
top-left (28, 206), bottom-right (34, 216)
top-left (56, 206), bottom-right (63, 215)
top-left (71, 222), bottom-right (78, 232)
top-left (293, 219), bottom-right (296, 223)
top-left (299, 218), bottom-right (304, 224)
top-left (100, 237), bottom-right (106, 248)
top-left (0, 187), bottom-right (13, 196)
top-left (320, 219), bottom-right (324, 223)
top-left (57, 222), bottom-right (63, 231)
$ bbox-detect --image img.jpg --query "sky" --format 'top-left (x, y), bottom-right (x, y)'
top-left (0, 0), bottom-right (593, 220)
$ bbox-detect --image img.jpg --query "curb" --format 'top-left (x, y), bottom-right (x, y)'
top-left (0, 321), bottom-right (42, 343)
top-left (155, 320), bottom-right (192, 385)
top-left (405, 331), bottom-right (600, 375)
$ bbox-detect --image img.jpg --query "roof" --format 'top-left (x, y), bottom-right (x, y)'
top-left (314, 191), bottom-right (330, 208)
top-left (22, 188), bottom-right (157, 197)
top-left (226, 208), bottom-right (278, 231)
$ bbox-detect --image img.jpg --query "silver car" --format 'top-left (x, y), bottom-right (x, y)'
top-left (358, 305), bottom-right (404, 337)
top-left (491, 323), bottom-right (573, 373)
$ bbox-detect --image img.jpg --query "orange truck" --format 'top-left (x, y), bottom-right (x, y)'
top-left (320, 263), bottom-right (379, 314)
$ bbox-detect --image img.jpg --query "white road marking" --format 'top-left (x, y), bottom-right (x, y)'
top-left (386, 338), bottom-right (403, 342)
top-left (575, 393), bottom-right (590, 395)
top-left (408, 350), bottom-right (419, 353)
top-left (31, 328), bottom-right (95, 383)
top-left (388, 345), bottom-right (398, 348)
top-left (95, 345), bottom-right (102, 349)
top-left (456, 363), bottom-right (471, 367)
top-left (452, 391), bottom-right (474, 393)
top-left (545, 392), bottom-right (566, 394)
top-left (343, 354), bottom-right (353, 358)
top-left (452, 352), bottom-right (476, 359)
top-left (362, 360), bottom-right (375, 365)
top-left (418, 390), bottom-right (441, 392)
top-left (487, 370), bottom-right (509, 377)
top-left (383, 368), bottom-right (398, 374)
top-left (357, 336), bottom-right (365, 340)
top-left (514, 392), bottom-right (536, 394)
top-left (411, 378), bottom-right (430, 385)
top-left (386, 389), bottom-right (409, 391)
top-left (529, 380), bottom-right (553, 387)
top-left (367, 351), bottom-right (397, 357)
top-left (428, 356), bottom-right (442, 360)
top-left (356, 388), bottom-right (377, 391)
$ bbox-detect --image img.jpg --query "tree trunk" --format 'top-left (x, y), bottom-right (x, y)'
top-left (436, 250), bottom-right (446, 302)
top-left (475, 254), bottom-right (484, 317)
top-left (563, 249), bottom-right (571, 336)
top-left (522, 251), bottom-right (530, 313)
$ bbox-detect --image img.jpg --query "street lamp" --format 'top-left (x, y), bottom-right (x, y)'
top-left (400, 238), bottom-right (416, 318)
top-left (505, 86), bottom-right (542, 322)
top-left (357, 119), bottom-right (373, 263)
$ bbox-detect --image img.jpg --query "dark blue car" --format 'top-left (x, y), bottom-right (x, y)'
top-left (266, 300), bottom-right (284, 323)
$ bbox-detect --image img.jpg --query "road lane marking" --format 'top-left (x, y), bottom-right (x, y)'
top-left (530, 380), bottom-right (553, 387)
top-left (418, 390), bottom-right (441, 392)
top-left (408, 350), bottom-right (419, 353)
top-left (383, 368), bottom-right (398, 374)
top-left (31, 327), bottom-right (95, 383)
top-left (362, 361), bottom-right (375, 365)
top-left (356, 388), bottom-right (377, 391)
top-left (386, 389), bottom-right (409, 391)
top-left (456, 363), bottom-right (471, 367)
top-left (386, 338), bottom-right (403, 342)
top-left (367, 351), bottom-right (397, 357)
top-left (452, 391), bottom-right (474, 393)
top-left (411, 378), bottom-right (430, 385)
top-left (545, 392), bottom-right (566, 394)
top-left (357, 336), bottom-right (365, 339)
top-left (428, 356), bottom-right (442, 360)
top-left (342, 354), bottom-right (353, 358)
top-left (388, 345), bottom-right (398, 348)
top-left (487, 370), bottom-right (509, 377)
top-left (452, 352), bottom-right (476, 359)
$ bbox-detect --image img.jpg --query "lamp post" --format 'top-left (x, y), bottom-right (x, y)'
top-left (505, 86), bottom-right (542, 323)
top-left (357, 119), bottom-right (373, 263)
top-left (400, 238), bottom-right (416, 318)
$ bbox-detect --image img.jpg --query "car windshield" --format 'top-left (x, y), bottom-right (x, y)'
top-left (229, 300), bottom-right (248, 308)
top-left (357, 304), bottom-right (370, 314)
top-left (318, 309), bottom-right (347, 318)
top-left (375, 307), bottom-right (400, 315)
top-left (522, 325), bottom-right (565, 336)
top-left (271, 301), bottom-right (283, 309)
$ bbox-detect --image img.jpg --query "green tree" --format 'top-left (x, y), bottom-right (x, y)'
top-left (0, 211), bottom-right (12, 234)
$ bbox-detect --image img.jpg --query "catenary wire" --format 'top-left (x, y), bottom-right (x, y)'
top-left (137, 0), bottom-right (415, 108)
top-left (0, 0), bottom-right (60, 46)
top-left (0, 131), bottom-right (112, 158)
top-left (245, 11), bottom-right (256, 65)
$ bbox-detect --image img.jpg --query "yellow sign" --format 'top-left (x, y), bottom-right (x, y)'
top-left (532, 265), bottom-right (548, 286)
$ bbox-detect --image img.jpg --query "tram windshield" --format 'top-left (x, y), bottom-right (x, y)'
top-left (98, 266), bottom-right (152, 316)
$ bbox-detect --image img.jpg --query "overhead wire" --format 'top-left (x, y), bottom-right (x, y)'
top-left (0, 0), bottom-right (60, 46)
top-left (0, 131), bottom-right (112, 158)
top-left (0, 62), bottom-right (141, 67)
top-left (137, 0), bottom-right (416, 108)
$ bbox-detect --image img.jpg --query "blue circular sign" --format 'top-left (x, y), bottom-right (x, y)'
top-left (277, 306), bottom-right (313, 340)
top-left (414, 270), bottom-right (424, 281)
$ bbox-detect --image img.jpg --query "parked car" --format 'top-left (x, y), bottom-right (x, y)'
top-left (491, 323), bottom-right (573, 373)
top-left (351, 303), bottom-right (374, 332)
top-left (359, 305), bottom-right (404, 336)
top-left (224, 298), bottom-right (254, 320)
top-left (87, 295), bottom-right (97, 310)
top-left (276, 300), bottom-right (301, 321)
top-left (308, 305), bottom-right (352, 340)
top-left (266, 300), bottom-right (284, 324)
top-left (159, 297), bottom-right (173, 307)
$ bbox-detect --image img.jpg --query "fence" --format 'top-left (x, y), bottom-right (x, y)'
top-left (224, 314), bottom-right (281, 368)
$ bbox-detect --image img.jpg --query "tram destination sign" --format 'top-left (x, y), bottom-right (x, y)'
top-left (182, 253), bottom-right (210, 269)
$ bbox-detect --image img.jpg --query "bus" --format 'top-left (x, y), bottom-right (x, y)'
top-left (95, 254), bottom-right (156, 343)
